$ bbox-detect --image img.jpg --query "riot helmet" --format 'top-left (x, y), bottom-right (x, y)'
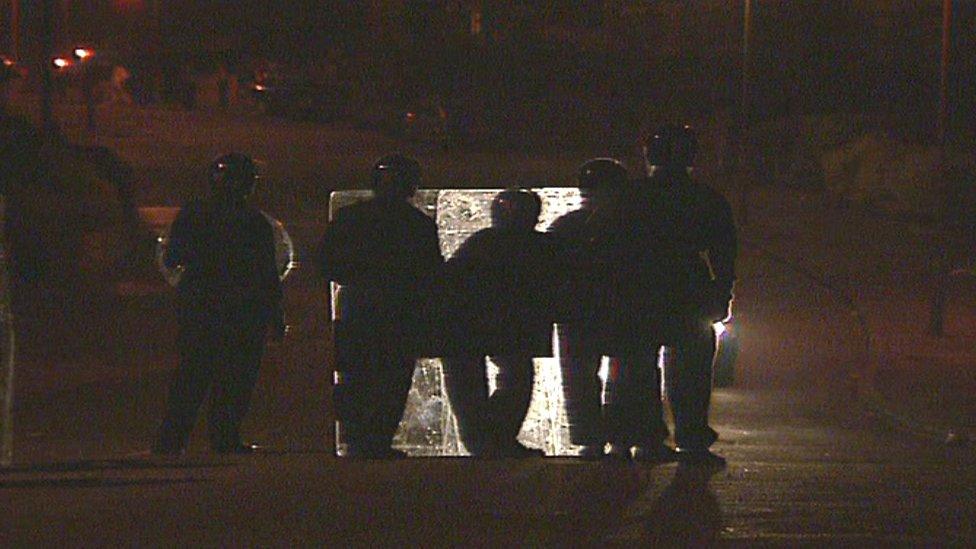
top-left (491, 189), bottom-right (542, 231)
top-left (578, 157), bottom-right (627, 205)
top-left (643, 124), bottom-right (698, 170)
top-left (372, 153), bottom-right (421, 200)
top-left (209, 152), bottom-right (258, 200)
top-left (579, 158), bottom-right (628, 190)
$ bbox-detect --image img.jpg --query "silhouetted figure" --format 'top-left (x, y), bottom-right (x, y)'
top-left (179, 66), bottom-right (197, 110)
top-left (441, 189), bottom-right (561, 458)
top-left (548, 158), bottom-right (629, 459)
top-left (629, 124), bottom-right (737, 466)
top-left (320, 154), bottom-right (442, 458)
top-left (0, 116), bottom-right (49, 280)
top-left (216, 65), bottom-right (231, 109)
top-left (589, 180), bottom-right (680, 462)
top-left (82, 145), bottom-right (138, 223)
top-left (0, 60), bottom-right (20, 111)
top-left (155, 153), bottom-right (284, 455)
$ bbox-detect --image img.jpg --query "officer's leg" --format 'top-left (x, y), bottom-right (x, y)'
top-left (209, 324), bottom-right (265, 452)
top-left (441, 354), bottom-right (489, 455)
top-left (605, 349), bottom-right (668, 450)
top-left (604, 356), bottom-right (637, 449)
top-left (333, 321), bottom-right (360, 449)
top-left (155, 324), bottom-right (216, 453)
top-left (333, 320), bottom-right (376, 454)
top-left (485, 354), bottom-right (534, 450)
top-left (362, 343), bottom-right (415, 454)
top-left (557, 324), bottom-right (604, 447)
top-left (668, 325), bottom-right (719, 451)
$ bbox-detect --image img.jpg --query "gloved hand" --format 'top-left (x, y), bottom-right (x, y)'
top-left (270, 304), bottom-right (287, 342)
top-left (704, 286), bottom-right (733, 323)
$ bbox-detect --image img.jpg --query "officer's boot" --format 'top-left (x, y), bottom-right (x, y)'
top-left (484, 355), bottom-right (542, 458)
top-left (669, 330), bottom-right (724, 466)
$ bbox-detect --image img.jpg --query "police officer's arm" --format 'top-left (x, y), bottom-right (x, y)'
top-left (317, 209), bottom-right (357, 283)
top-left (164, 204), bottom-right (194, 269)
top-left (706, 193), bottom-right (737, 294)
top-left (419, 216), bottom-right (444, 270)
top-left (444, 229), bottom-right (490, 274)
top-left (256, 217), bottom-right (285, 336)
top-left (317, 222), bottom-right (338, 281)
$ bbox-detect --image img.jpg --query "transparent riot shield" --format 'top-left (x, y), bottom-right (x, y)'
top-left (0, 197), bottom-right (14, 466)
top-left (155, 210), bottom-right (296, 286)
top-left (329, 188), bottom-right (588, 456)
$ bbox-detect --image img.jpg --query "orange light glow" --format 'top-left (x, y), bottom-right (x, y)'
top-left (52, 57), bottom-right (70, 69)
top-left (73, 48), bottom-right (94, 60)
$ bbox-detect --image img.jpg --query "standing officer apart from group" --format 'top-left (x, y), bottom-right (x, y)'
top-left (633, 124), bottom-right (737, 465)
top-left (319, 154), bottom-right (443, 459)
top-left (155, 153), bottom-right (285, 455)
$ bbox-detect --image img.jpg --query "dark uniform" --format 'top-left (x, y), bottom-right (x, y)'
top-left (155, 153), bottom-right (283, 454)
top-left (554, 188), bottom-right (675, 456)
top-left (621, 124), bottom-right (737, 463)
top-left (548, 159), bottom-right (631, 456)
top-left (440, 190), bottom-right (560, 457)
top-left (319, 155), bottom-right (442, 458)
top-left (635, 166), bottom-right (736, 454)
top-left (548, 207), bottom-right (608, 451)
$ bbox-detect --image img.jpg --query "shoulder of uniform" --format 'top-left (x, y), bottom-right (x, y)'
top-left (181, 198), bottom-right (206, 211)
top-left (548, 209), bottom-right (585, 232)
top-left (696, 181), bottom-right (732, 205)
top-left (468, 227), bottom-right (494, 240)
top-left (337, 200), bottom-right (368, 216)
top-left (329, 201), bottom-right (371, 225)
top-left (247, 207), bottom-right (271, 224)
top-left (410, 205), bottom-right (438, 226)
top-left (176, 199), bottom-right (208, 219)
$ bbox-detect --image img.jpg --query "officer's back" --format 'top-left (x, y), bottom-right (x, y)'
top-left (318, 154), bottom-right (442, 337)
top-left (320, 197), bottom-right (439, 292)
top-left (624, 166), bottom-right (735, 324)
top-left (444, 190), bottom-right (562, 355)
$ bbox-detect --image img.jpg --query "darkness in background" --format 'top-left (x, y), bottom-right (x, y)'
top-left (1, 1), bottom-right (972, 145)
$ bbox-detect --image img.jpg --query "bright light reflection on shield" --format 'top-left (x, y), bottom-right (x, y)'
top-left (156, 211), bottom-right (296, 286)
top-left (330, 188), bottom-right (588, 456)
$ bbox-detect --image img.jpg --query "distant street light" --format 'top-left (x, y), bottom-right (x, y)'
top-left (52, 56), bottom-right (70, 69)
top-left (73, 47), bottom-right (94, 60)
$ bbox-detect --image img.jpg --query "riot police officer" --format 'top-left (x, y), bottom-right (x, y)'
top-left (561, 158), bottom-right (685, 461)
top-left (319, 154), bottom-right (442, 459)
top-left (636, 124), bottom-right (737, 466)
top-left (548, 158), bottom-right (629, 459)
top-left (155, 153), bottom-right (285, 455)
top-left (441, 189), bottom-right (560, 458)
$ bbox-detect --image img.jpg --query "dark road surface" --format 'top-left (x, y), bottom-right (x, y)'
top-left (3, 211), bottom-right (975, 546)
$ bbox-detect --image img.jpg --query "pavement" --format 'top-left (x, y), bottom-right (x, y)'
top-left (1, 105), bottom-right (975, 545)
top-left (741, 187), bottom-right (976, 442)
